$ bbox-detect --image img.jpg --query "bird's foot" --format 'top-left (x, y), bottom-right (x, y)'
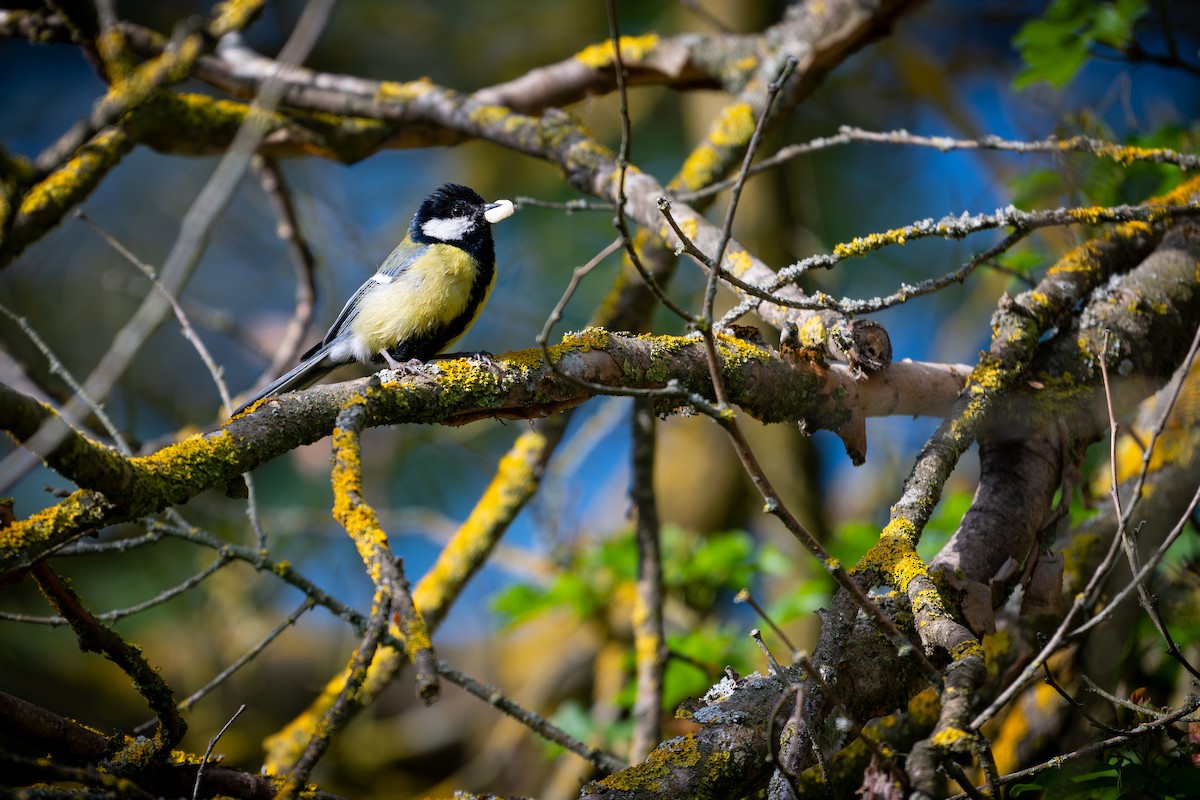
top-left (378, 350), bottom-right (430, 376)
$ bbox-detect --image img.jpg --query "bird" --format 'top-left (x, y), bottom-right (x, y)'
top-left (232, 183), bottom-right (514, 416)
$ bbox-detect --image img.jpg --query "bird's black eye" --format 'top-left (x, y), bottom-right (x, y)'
top-left (455, 202), bottom-right (470, 216)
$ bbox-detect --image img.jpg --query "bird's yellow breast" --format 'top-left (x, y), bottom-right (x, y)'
top-left (351, 244), bottom-right (493, 353)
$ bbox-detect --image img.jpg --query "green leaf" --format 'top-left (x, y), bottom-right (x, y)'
top-left (491, 582), bottom-right (550, 625)
top-left (1012, 0), bottom-right (1150, 88)
top-left (1014, 32), bottom-right (1091, 88)
top-left (1092, 0), bottom-right (1148, 47)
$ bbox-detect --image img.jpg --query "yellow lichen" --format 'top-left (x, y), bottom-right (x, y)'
top-left (468, 104), bottom-right (510, 129)
top-left (634, 629), bottom-right (660, 668)
top-left (708, 103), bottom-right (756, 148)
top-left (675, 144), bottom-right (721, 191)
top-left (930, 726), bottom-right (972, 749)
top-left (726, 248), bottom-right (754, 277)
top-left (595, 734), bottom-right (701, 791)
top-left (714, 330), bottom-right (771, 364)
top-left (412, 429), bottom-right (548, 614)
top-left (907, 686), bottom-right (941, 726)
top-left (798, 316), bottom-right (827, 348)
top-left (375, 78), bottom-right (431, 104)
top-left (574, 34), bottom-right (661, 69)
top-left (209, 0), bottom-right (268, 37)
top-left (732, 55), bottom-right (759, 74)
top-left (19, 129), bottom-right (127, 217)
top-left (833, 227), bottom-right (913, 259)
top-left (949, 638), bottom-right (984, 661)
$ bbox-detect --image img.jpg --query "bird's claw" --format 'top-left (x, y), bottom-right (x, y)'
top-left (378, 350), bottom-right (431, 377)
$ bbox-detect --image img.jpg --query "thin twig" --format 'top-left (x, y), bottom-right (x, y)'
top-left (716, 201), bottom-right (1200, 327)
top-left (436, 658), bottom-right (627, 774)
top-left (1040, 661), bottom-right (1123, 734)
top-left (604, 0), bottom-right (693, 325)
top-left (836, 126), bottom-right (1200, 169)
top-left (193, 703), bottom-right (246, 800)
top-left (675, 126), bottom-right (1200, 205)
top-left (76, 211), bottom-right (234, 411)
top-left (249, 154), bottom-right (318, 395)
top-left (943, 762), bottom-right (988, 800)
top-left (1080, 674), bottom-right (1170, 719)
top-left (734, 588), bottom-right (797, 657)
top-left (750, 628), bottom-right (789, 684)
top-left (629, 399), bottom-right (665, 763)
top-left (278, 588), bottom-right (391, 799)
top-left (0, 300), bottom-right (131, 451)
top-left (1098, 332), bottom-right (1176, 660)
top-left (705, 56), bottom-right (798, 325)
top-left (0, 551), bottom-right (232, 625)
top-left (178, 600), bottom-right (314, 713)
top-left (1076, 321), bottom-right (1200, 680)
top-left (692, 57), bottom-right (795, 410)
top-left (721, 416), bottom-right (942, 683)
top-left (668, 64), bottom-right (935, 692)
top-left (160, 519), bottom-right (371, 629)
top-left (951, 696), bottom-right (1200, 799)
top-left (77, 210), bottom-right (269, 547)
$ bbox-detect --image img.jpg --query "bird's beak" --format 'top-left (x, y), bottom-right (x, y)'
top-left (484, 199), bottom-right (515, 224)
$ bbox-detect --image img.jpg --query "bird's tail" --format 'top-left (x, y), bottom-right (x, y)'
top-left (230, 344), bottom-right (336, 416)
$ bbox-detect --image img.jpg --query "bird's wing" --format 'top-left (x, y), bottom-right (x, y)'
top-left (321, 237), bottom-right (424, 347)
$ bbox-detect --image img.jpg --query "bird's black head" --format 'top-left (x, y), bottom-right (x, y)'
top-left (409, 183), bottom-right (492, 251)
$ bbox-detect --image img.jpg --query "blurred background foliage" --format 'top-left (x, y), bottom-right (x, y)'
top-left (1, 0), bottom-right (1199, 797)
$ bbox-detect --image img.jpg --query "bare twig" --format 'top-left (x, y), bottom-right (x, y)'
top-left (951, 696), bottom-right (1200, 799)
top-left (1, 551), bottom-right (232, 625)
top-left (676, 126), bottom-right (1200, 204)
top-left (604, 0), bottom-right (693, 324)
top-left (751, 629), bottom-right (789, 684)
top-left (629, 399), bottom-right (665, 763)
top-left (735, 588), bottom-right (797, 657)
top-left (248, 154), bottom-right (318, 394)
top-left (278, 588), bottom-right (391, 800)
top-left (177, 600), bottom-right (314, 714)
top-left (77, 210), bottom-right (269, 548)
top-left (1081, 675), bottom-right (1170, 720)
top-left (193, 703), bottom-right (246, 800)
top-left (436, 658), bottom-right (627, 774)
top-left (1073, 322), bottom-right (1200, 679)
top-left (1040, 661), bottom-right (1123, 735)
top-left (1097, 331), bottom-right (1191, 675)
top-left (0, 300), bottom-right (131, 451)
top-left (717, 200), bottom-right (1200, 326)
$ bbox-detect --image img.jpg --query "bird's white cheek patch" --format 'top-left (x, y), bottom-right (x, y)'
top-left (484, 199), bottom-right (515, 223)
top-left (421, 216), bottom-right (476, 241)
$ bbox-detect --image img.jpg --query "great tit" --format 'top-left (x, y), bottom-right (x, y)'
top-left (233, 183), bottom-right (514, 415)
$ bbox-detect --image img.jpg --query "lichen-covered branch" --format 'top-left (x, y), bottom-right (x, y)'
top-left (32, 563), bottom-right (187, 767)
top-left (330, 390), bottom-right (438, 701)
top-left (2, 331), bottom-right (969, 574)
